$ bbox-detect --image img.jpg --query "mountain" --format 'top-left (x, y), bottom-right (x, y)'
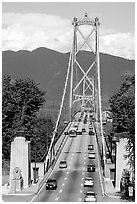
top-left (2, 47), bottom-right (135, 109)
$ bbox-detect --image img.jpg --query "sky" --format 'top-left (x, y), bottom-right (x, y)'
top-left (2, 1), bottom-right (135, 59)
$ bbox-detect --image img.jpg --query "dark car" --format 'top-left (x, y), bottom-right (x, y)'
top-left (89, 131), bottom-right (94, 135)
top-left (82, 128), bottom-right (86, 132)
top-left (92, 118), bottom-right (96, 122)
top-left (84, 120), bottom-right (87, 124)
top-left (45, 178), bottom-right (57, 190)
top-left (59, 160), bottom-right (67, 168)
top-left (88, 144), bottom-right (94, 150)
top-left (64, 131), bottom-right (69, 135)
top-left (87, 164), bottom-right (96, 172)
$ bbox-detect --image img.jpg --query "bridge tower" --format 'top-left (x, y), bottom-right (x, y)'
top-left (69, 13), bottom-right (100, 120)
top-left (69, 13), bottom-right (106, 170)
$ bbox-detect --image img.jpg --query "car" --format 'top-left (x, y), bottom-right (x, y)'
top-left (84, 120), bottom-right (87, 124)
top-left (88, 152), bottom-right (95, 159)
top-left (92, 118), bottom-right (96, 122)
top-left (69, 129), bottom-right (77, 137)
top-left (89, 126), bottom-right (93, 130)
top-left (84, 191), bottom-right (97, 202)
top-left (89, 131), bottom-right (94, 135)
top-left (88, 144), bottom-right (94, 150)
top-left (59, 160), bottom-right (67, 168)
top-left (82, 128), bottom-right (86, 132)
top-left (45, 178), bottom-right (57, 190)
top-left (76, 131), bottom-right (82, 135)
top-left (87, 164), bottom-right (96, 172)
top-left (64, 131), bottom-right (69, 135)
top-left (84, 177), bottom-right (94, 187)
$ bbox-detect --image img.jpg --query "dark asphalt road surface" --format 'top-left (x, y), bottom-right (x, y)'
top-left (33, 114), bottom-right (105, 202)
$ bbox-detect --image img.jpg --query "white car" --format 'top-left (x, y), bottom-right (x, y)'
top-left (84, 191), bottom-right (97, 202)
top-left (88, 152), bottom-right (95, 159)
top-left (84, 177), bottom-right (94, 187)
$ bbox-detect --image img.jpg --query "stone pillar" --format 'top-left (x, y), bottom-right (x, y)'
top-left (115, 138), bottom-right (129, 191)
top-left (10, 136), bottom-right (31, 188)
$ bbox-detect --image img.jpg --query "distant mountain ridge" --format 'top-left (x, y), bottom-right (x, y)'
top-left (2, 47), bottom-right (135, 109)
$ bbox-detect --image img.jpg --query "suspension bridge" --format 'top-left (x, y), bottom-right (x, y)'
top-left (45, 13), bottom-right (105, 173)
top-left (32, 13), bottom-right (109, 202)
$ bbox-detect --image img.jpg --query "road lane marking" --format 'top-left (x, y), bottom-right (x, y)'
top-left (80, 190), bottom-right (83, 193)
top-left (81, 184), bottom-right (83, 186)
top-left (82, 172), bottom-right (85, 174)
top-left (64, 177), bottom-right (67, 180)
top-left (67, 172), bottom-right (69, 174)
top-left (59, 189), bottom-right (63, 193)
top-left (62, 183), bottom-right (65, 186)
top-left (55, 197), bottom-right (59, 201)
top-left (78, 198), bottom-right (82, 201)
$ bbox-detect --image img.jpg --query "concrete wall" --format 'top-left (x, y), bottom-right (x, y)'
top-left (10, 137), bottom-right (31, 188)
top-left (105, 162), bottom-right (115, 179)
top-left (115, 138), bottom-right (129, 191)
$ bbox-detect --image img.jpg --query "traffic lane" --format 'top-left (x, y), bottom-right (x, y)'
top-left (33, 131), bottom-right (76, 202)
top-left (33, 127), bottom-right (91, 202)
top-left (56, 136), bottom-right (89, 202)
top-left (43, 133), bottom-right (85, 201)
top-left (57, 170), bottom-right (84, 202)
top-left (86, 133), bottom-right (104, 201)
top-left (33, 170), bottom-right (65, 202)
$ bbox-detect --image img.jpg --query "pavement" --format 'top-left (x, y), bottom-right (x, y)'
top-left (2, 177), bottom-right (126, 202)
top-left (2, 178), bottom-right (43, 202)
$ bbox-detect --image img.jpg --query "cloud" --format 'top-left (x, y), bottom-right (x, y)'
top-left (100, 32), bottom-right (135, 60)
top-left (2, 12), bottom-right (135, 59)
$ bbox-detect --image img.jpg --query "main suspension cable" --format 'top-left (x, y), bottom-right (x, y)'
top-left (46, 51), bottom-right (72, 158)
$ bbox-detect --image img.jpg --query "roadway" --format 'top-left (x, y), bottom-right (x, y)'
top-left (32, 113), bottom-right (105, 202)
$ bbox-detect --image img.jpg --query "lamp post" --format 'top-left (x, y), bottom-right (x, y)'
top-left (33, 128), bottom-right (39, 184)
top-left (112, 135), bottom-right (119, 187)
top-left (34, 142), bottom-right (37, 184)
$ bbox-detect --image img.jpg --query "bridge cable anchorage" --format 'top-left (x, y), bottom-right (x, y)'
top-left (45, 49), bottom-right (72, 163)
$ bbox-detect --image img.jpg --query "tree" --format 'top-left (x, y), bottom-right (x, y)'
top-left (31, 116), bottom-right (54, 162)
top-left (2, 75), bottom-right (46, 161)
top-left (109, 74), bottom-right (135, 171)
